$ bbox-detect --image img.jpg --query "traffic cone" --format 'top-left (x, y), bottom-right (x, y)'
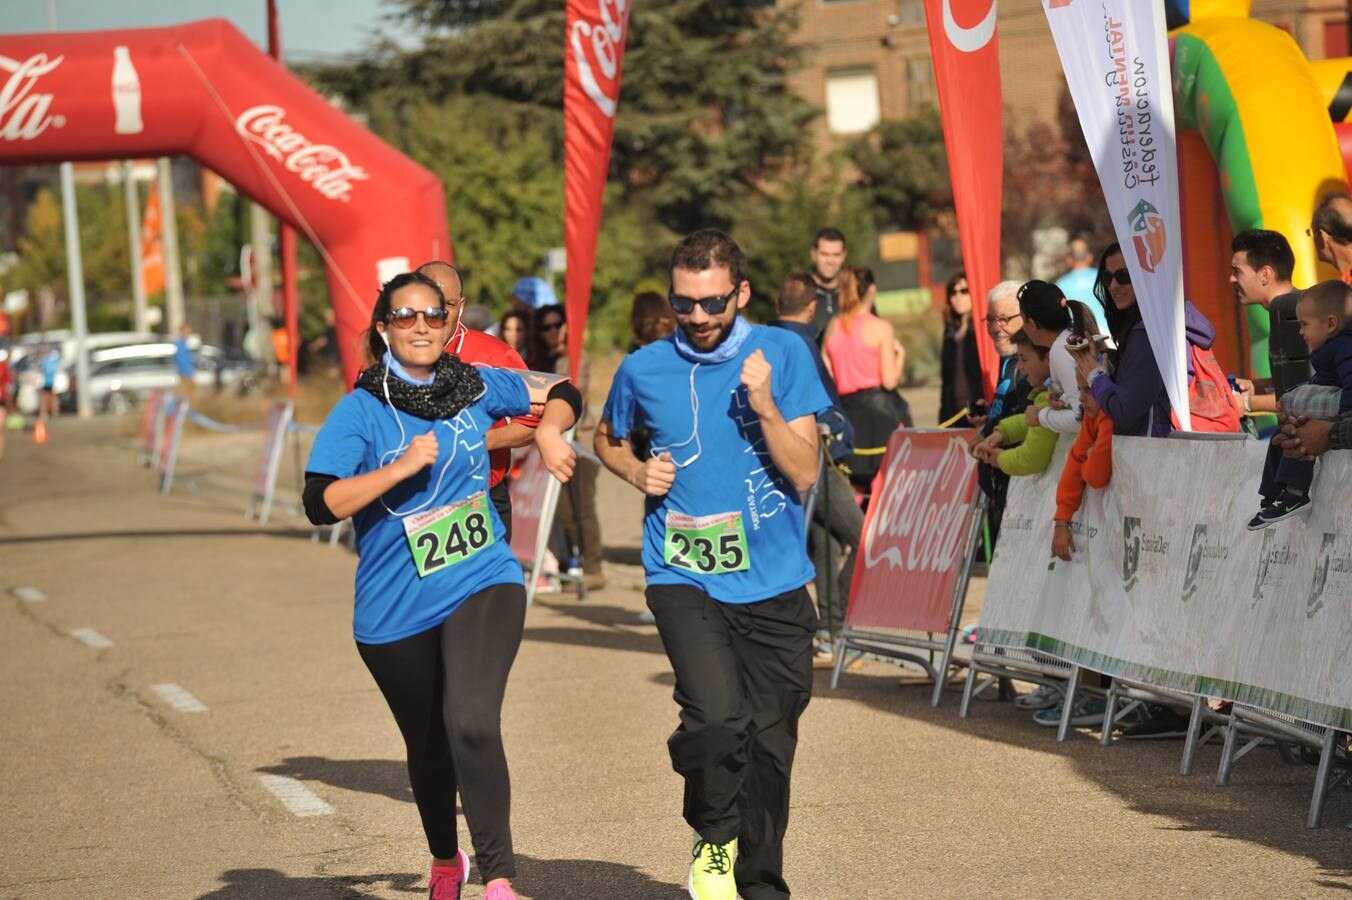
top-left (33, 419), bottom-right (48, 445)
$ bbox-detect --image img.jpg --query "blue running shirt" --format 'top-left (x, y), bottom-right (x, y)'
top-left (602, 325), bottom-right (831, 603)
top-left (307, 367), bottom-right (530, 644)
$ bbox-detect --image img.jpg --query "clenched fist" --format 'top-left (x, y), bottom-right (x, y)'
top-left (537, 426), bottom-right (577, 483)
top-left (741, 349), bottom-right (776, 417)
top-left (395, 430), bottom-right (439, 479)
top-left (636, 452), bottom-right (677, 497)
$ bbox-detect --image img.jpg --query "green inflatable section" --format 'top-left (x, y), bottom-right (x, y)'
top-left (1173, 31), bottom-right (1270, 377)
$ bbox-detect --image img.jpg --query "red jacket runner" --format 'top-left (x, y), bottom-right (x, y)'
top-left (447, 325), bottom-right (540, 488)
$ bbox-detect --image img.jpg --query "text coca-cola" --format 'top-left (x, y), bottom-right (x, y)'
top-left (570, 0), bottom-right (629, 118)
top-left (863, 435), bottom-right (977, 573)
top-left (0, 52), bottom-right (64, 142)
top-left (235, 105), bottom-right (369, 202)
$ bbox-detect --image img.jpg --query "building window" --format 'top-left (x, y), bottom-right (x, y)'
top-left (907, 57), bottom-right (934, 109)
top-left (825, 67), bottom-right (881, 135)
top-left (892, 0), bottom-right (924, 26)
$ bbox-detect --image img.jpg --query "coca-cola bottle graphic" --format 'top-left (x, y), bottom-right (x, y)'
top-left (112, 46), bottom-right (143, 135)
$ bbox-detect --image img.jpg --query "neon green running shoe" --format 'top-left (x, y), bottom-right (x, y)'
top-left (688, 837), bottom-right (737, 900)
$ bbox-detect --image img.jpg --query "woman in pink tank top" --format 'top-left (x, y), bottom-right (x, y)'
top-left (822, 268), bottom-right (912, 488)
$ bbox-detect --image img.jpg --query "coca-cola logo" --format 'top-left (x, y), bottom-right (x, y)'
top-left (0, 52), bottom-right (65, 141)
top-left (570, 0), bottom-right (629, 118)
top-left (942, 1), bottom-right (998, 53)
top-left (235, 105), bottom-right (369, 202)
top-left (863, 436), bottom-right (977, 573)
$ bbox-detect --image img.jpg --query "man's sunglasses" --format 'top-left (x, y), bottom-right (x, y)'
top-left (1106, 267), bottom-right (1132, 286)
top-left (668, 285), bottom-right (739, 316)
top-left (387, 306), bottom-right (450, 329)
top-left (540, 320), bottom-right (564, 333)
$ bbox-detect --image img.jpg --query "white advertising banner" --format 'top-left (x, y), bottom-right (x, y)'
top-left (1044, 0), bottom-right (1191, 429)
top-left (980, 435), bottom-right (1352, 730)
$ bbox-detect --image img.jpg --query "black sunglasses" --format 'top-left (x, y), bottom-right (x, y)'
top-left (668, 284), bottom-right (739, 316)
top-left (387, 306), bottom-right (450, 329)
top-left (540, 320), bottom-right (565, 332)
top-left (1107, 267), bottom-right (1131, 286)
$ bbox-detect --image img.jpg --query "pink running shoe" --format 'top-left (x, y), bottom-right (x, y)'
top-left (428, 848), bottom-right (470, 900)
top-left (483, 882), bottom-right (518, 900)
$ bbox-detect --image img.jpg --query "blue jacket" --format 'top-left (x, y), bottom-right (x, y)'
top-left (1309, 328), bottom-right (1352, 413)
top-left (770, 318), bottom-right (855, 460)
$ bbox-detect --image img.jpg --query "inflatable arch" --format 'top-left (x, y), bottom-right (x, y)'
top-left (0, 19), bottom-right (449, 384)
top-left (1170, 6), bottom-right (1350, 377)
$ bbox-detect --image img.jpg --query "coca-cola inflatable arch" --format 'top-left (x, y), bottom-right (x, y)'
top-left (0, 19), bottom-right (449, 384)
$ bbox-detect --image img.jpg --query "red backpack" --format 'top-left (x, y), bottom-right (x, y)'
top-left (1171, 343), bottom-right (1241, 432)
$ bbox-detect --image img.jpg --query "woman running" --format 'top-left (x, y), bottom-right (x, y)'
top-left (303, 271), bottom-right (581, 900)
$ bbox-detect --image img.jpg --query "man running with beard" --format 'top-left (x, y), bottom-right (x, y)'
top-left (594, 230), bottom-right (830, 900)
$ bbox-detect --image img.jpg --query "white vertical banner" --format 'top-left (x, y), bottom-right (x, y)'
top-left (1043, 0), bottom-right (1190, 430)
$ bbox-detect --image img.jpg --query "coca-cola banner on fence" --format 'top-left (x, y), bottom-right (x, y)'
top-left (0, 20), bottom-right (448, 385)
top-left (563, 0), bottom-right (631, 380)
top-left (847, 429), bottom-right (981, 633)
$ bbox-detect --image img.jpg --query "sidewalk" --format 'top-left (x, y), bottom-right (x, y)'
top-left (1, 416), bottom-right (1349, 898)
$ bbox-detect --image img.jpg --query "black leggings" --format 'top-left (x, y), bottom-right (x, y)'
top-left (356, 582), bottom-right (526, 880)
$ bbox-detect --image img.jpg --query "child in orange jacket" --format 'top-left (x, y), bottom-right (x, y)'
top-left (1052, 385), bottom-right (1114, 560)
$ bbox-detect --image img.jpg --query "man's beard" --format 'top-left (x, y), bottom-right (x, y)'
top-left (814, 265), bottom-right (840, 286)
top-left (681, 309), bottom-right (738, 351)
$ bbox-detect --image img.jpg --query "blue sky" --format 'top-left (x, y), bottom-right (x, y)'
top-left (7, 0), bottom-right (419, 63)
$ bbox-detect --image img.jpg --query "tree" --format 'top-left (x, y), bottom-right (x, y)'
top-left (314, 0), bottom-right (816, 234)
top-left (849, 106), bottom-right (951, 231)
top-left (1054, 85), bottom-right (1113, 250)
top-left (9, 184), bottom-right (133, 318)
top-left (737, 156), bottom-right (874, 319)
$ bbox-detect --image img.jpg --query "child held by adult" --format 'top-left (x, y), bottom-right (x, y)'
top-left (1247, 280), bottom-right (1352, 529)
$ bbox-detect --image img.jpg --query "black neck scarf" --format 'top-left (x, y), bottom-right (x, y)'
top-left (355, 354), bottom-right (485, 420)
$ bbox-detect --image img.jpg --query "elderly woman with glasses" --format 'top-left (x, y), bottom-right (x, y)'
top-left (302, 271), bottom-right (582, 900)
top-left (940, 270), bottom-right (985, 425)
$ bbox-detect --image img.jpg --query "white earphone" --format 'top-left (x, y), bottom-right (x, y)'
top-left (650, 363), bottom-right (703, 468)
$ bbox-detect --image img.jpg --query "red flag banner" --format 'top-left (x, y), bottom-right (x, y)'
top-left (846, 429), bottom-right (981, 633)
top-left (563, 0), bottom-right (631, 380)
top-left (922, 0), bottom-right (1003, 399)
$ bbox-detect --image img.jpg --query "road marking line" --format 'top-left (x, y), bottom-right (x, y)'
top-left (150, 683), bottom-right (207, 713)
top-left (13, 586), bottom-right (46, 603)
top-left (258, 775), bottom-right (333, 817)
top-left (69, 628), bottom-right (113, 649)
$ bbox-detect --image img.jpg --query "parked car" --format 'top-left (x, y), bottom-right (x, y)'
top-left (59, 342), bottom-right (259, 414)
top-left (12, 331), bottom-right (158, 413)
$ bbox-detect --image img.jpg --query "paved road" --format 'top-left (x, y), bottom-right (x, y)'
top-left (2, 415), bottom-right (1350, 899)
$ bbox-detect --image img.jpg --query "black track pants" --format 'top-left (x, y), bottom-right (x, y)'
top-left (646, 583), bottom-right (818, 900)
top-left (356, 582), bottom-right (526, 880)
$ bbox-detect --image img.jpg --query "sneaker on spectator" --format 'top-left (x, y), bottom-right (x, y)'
top-left (1014, 684), bottom-right (1060, 710)
top-left (1120, 704), bottom-right (1190, 740)
top-left (1249, 493), bottom-right (1312, 530)
top-left (1033, 695), bottom-right (1106, 728)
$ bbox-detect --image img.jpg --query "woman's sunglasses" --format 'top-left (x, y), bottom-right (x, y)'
top-left (387, 306), bottom-right (450, 329)
top-left (668, 285), bottom-right (739, 316)
top-left (1106, 267), bottom-right (1132, 286)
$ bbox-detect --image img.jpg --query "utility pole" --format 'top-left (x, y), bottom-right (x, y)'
top-left (60, 162), bottom-right (92, 419)
top-left (123, 161), bottom-right (149, 333)
top-left (157, 158), bottom-right (186, 335)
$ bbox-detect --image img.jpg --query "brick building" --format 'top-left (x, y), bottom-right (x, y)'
top-left (788, 0), bottom-right (1349, 148)
top-left (783, 1), bottom-right (1351, 295)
